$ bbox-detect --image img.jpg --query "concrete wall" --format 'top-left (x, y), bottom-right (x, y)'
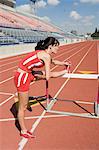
top-left (0, 39), bottom-right (83, 59)
top-left (0, 43), bottom-right (37, 59)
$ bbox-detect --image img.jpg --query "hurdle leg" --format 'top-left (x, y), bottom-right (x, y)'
top-left (46, 80), bottom-right (49, 110)
top-left (94, 84), bottom-right (99, 116)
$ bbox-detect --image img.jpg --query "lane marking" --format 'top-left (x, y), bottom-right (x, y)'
top-left (18, 110), bottom-right (46, 150)
top-left (0, 111), bottom-right (97, 122)
top-left (0, 66), bottom-right (17, 74)
top-left (0, 92), bottom-right (15, 106)
top-left (0, 56), bottom-right (20, 63)
top-left (0, 114), bottom-right (71, 122)
top-left (51, 42), bottom-right (91, 71)
top-left (0, 92), bottom-right (14, 96)
top-left (0, 95), bottom-right (14, 106)
top-left (0, 59), bottom-right (21, 68)
top-left (78, 71), bottom-right (97, 74)
top-left (0, 76), bottom-right (14, 85)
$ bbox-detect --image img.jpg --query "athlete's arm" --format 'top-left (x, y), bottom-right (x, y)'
top-left (37, 51), bottom-right (68, 79)
top-left (37, 51), bottom-right (51, 80)
top-left (52, 59), bottom-right (71, 66)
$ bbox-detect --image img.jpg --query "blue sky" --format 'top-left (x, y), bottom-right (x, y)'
top-left (16, 0), bottom-right (99, 34)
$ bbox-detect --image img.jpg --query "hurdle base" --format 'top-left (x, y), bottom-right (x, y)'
top-left (47, 110), bottom-right (99, 119)
top-left (94, 102), bottom-right (99, 116)
top-left (28, 95), bottom-right (99, 119)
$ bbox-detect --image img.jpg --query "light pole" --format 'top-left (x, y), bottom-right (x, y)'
top-left (30, 0), bottom-right (36, 15)
top-left (29, 0), bottom-right (43, 41)
top-left (29, 0), bottom-right (41, 15)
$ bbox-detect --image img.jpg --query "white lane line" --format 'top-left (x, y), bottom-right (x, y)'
top-left (0, 59), bottom-right (21, 68)
top-left (0, 83), bottom-right (34, 107)
top-left (0, 92), bottom-right (15, 106)
top-left (51, 42), bottom-right (91, 71)
top-left (18, 111), bottom-right (46, 150)
top-left (0, 76), bottom-right (14, 85)
top-left (0, 66), bottom-right (17, 74)
top-left (0, 111), bottom-right (96, 122)
top-left (0, 95), bottom-right (14, 106)
top-left (53, 43), bottom-right (83, 59)
top-left (0, 92), bottom-right (14, 96)
top-left (0, 114), bottom-right (68, 122)
top-left (0, 56), bottom-right (20, 63)
top-left (18, 42), bottom-right (94, 150)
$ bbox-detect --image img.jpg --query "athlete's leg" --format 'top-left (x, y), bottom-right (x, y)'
top-left (18, 91), bottom-right (29, 132)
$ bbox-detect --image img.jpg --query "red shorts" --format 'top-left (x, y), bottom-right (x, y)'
top-left (14, 71), bottom-right (34, 92)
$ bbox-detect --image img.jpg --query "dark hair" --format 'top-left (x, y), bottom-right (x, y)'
top-left (35, 37), bottom-right (60, 50)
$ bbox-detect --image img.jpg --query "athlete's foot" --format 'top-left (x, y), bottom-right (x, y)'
top-left (20, 130), bottom-right (35, 138)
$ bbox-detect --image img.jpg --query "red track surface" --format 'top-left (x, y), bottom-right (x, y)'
top-left (0, 40), bottom-right (99, 150)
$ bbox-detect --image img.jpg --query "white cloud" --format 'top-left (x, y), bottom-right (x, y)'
top-left (82, 15), bottom-right (95, 26)
top-left (80, 0), bottom-right (99, 4)
top-left (36, 0), bottom-right (47, 8)
top-left (40, 16), bottom-right (51, 22)
top-left (16, 4), bottom-right (32, 13)
top-left (47, 0), bottom-right (60, 6)
top-left (73, 2), bottom-right (79, 6)
top-left (16, 1), bottom-right (47, 14)
top-left (70, 11), bottom-right (82, 20)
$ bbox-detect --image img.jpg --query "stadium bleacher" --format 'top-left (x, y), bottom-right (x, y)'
top-left (0, 5), bottom-right (67, 45)
top-left (0, 3), bottom-right (84, 46)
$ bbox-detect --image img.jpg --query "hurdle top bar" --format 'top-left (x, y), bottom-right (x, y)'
top-left (62, 73), bottom-right (98, 80)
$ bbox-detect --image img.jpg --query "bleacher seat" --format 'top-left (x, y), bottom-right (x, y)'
top-left (0, 7), bottom-right (64, 45)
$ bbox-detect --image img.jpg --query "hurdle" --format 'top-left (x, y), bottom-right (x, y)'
top-left (45, 73), bottom-right (99, 119)
top-left (94, 42), bottom-right (99, 116)
top-left (94, 77), bottom-right (99, 116)
top-left (28, 73), bottom-right (99, 118)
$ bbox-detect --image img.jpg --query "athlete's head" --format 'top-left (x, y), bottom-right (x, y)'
top-left (35, 37), bottom-right (60, 54)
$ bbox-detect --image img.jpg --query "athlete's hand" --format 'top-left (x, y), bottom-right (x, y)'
top-left (64, 61), bottom-right (71, 66)
top-left (32, 70), bottom-right (43, 76)
top-left (32, 70), bottom-right (45, 80)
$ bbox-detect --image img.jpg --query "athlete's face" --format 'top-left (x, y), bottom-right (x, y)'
top-left (48, 44), bottom-right (59, 54)
top-left (52, 44), bottom-right (59, 54)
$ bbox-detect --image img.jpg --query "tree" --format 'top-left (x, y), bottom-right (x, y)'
top-left (95, 27), bottom-right (98, 33)
top-left (91, 27), bottom-right (99, 39)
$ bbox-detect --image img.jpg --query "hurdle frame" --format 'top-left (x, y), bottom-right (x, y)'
top-left (45, 73), bottom-right (99, 119)
top-left (29, 73), bottom-right (99, 119)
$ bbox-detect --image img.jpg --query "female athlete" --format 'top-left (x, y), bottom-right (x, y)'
top-left (14, 37), bottom-right (70, 138)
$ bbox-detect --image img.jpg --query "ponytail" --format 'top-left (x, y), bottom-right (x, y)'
top-left (35, 40), bottom-right (45, 50)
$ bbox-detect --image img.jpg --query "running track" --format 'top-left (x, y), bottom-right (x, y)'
top-left (0, 40), bottom-right (99, 150)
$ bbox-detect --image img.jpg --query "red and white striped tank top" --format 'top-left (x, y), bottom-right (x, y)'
top-left (18, 50), bottom-right (44, 72)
